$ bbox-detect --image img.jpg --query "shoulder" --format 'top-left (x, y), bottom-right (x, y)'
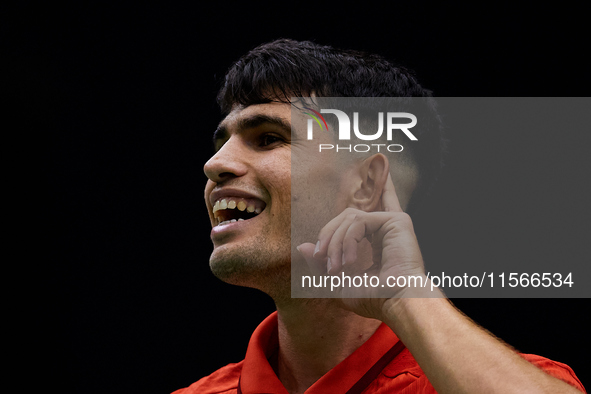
top-left (171, 361), bottom-right (243, 394)
top-left (368, 349), bottom-right (586, 393)
top-left (520, 353), bottom-right (586, 392)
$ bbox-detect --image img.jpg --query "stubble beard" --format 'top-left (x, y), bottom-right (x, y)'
top-left (209, 235), bottom-right (292, 301)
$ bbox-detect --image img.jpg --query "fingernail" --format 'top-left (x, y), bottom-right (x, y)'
top-left (314, 241), bottom-right (320, 256)
top-left (342, 252), bottom-right (346, 266)
top-left (327, 257), bottom-right (332, 273)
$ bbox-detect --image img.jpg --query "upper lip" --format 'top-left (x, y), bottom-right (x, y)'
top-left (208, 187), bottom-right (266, 208)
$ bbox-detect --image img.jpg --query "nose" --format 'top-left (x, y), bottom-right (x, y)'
top-left (203, 136), bottom-right (249, 183)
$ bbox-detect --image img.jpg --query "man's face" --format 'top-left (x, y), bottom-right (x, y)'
top-left (203, 102), bottom-right (345, 294)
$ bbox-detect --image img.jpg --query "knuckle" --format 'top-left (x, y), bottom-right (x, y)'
top-left (346, 212), bottom-right (358, 221)
top-left (394, 212), bottom-right (412, 226)
top-left (342, 207), bottom-right (355, 216)
top-left (383, 212), bottom-right (414, 232)
top-left (319, 225), bottom-right (337, 238)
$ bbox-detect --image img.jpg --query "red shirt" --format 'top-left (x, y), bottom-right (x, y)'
top-left (173, 312), bottom-right (586, 393)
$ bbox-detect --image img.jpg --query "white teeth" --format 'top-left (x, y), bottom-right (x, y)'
top-left (217, 218), bottom-right (244, 226)
top-left (212, 197), bottom-right (265, 224)
top-left (213, 199), bottom-right (263, 214)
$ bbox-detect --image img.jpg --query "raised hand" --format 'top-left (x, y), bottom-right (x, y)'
top-left (297, 173), bottom-right (436, 319)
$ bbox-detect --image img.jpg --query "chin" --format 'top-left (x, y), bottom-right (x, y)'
top-left (209, 245), bottom-right (291, 295)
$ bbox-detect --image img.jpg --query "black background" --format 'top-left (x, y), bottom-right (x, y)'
top-left (15, 2), bottom-right (589, 393)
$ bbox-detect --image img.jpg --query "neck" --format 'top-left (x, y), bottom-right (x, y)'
top-left (273, 298), bottom-right (381, 394)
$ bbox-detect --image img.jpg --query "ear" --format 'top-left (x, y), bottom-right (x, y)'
top-left (348, 153), bottom-right (390, 212)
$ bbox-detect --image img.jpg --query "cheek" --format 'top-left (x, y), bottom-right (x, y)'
top-left (292, 171), bottom-right (347, 243)
top-left (261, 152), bottom-right (292, 194)
top-left (268, 174), bottom-right (292, 210)
top-left (293, 163), bottom-right (341, 199)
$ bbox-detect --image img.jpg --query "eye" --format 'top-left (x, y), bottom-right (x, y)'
top-left (259, 133), bottom-right (284, 147)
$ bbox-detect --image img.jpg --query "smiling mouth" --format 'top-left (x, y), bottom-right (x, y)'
top-left (213, 198), bottom-right (266, 226)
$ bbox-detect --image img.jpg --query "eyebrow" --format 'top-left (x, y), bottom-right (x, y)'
top-left (213, 114), bottom-right (292, 145)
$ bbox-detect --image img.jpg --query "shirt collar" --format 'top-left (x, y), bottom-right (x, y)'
top-left (239, 311), bottom-right (402, 394)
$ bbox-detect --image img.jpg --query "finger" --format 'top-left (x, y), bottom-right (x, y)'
top-left (331, 212), bottom-right (397, 271)
top-left (314, 209), bottom-right (353, 259)
top-left (326, 212), bottom-right (358, 273)
top-left (318, 210), bottom-right (394, 261)
top-left (342, 219), bottom-right (369, 267)
top-left (296, 243), bottom-right (327, 275)
top-left (382, 173), bottom-right (403, 213)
